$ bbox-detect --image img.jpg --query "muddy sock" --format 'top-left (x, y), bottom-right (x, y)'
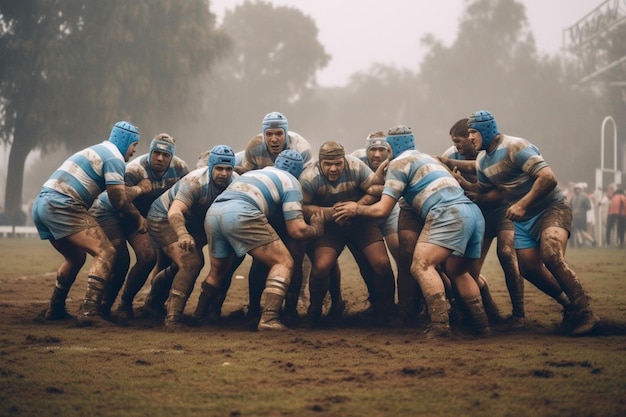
top-left (82, 275), bottom-right (106, 314)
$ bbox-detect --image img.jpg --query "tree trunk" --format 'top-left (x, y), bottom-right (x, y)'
top-left (3, 118), bottom-right (35, 226)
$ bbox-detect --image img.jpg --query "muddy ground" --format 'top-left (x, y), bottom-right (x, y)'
top-left (1, 239), bottom-right (625, 417)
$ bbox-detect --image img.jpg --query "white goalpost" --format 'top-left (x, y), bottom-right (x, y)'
top-left (594, 116), bottom-right (622, 246)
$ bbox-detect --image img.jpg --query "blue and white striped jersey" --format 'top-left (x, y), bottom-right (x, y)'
top-left (214, 166), bottom-right (304, 221)
top-left (94, 153), bottom-right (189, 217)
top-left (476, 134), bottom-right (564, 220)
top-left (383, 150), bottom-right (468, 219)
top-left (240, 131), bottom-right (314, 172)
top-left (42, 141), bottom-right (125, 209)
top-left (299, 155), bottom-right (375, 207)
top-left (148, 167), bottom-right (233, 225)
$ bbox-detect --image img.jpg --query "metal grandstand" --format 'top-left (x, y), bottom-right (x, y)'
top-left (562, 0), bottom-right (626, 86)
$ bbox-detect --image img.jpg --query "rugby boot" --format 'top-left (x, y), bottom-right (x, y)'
top-left (42, 283), bottom-right (73, 321)
top-left (569, 307), bottom-right (600, 336)
top-left (258, 292), bottom-right (287, 331)
top-left (164, 289), bottom-right (188, 328)
top-left (192, 282), bottom-right (221, 325)
top-left (114, 302), bottom-right (134, 325)
top-left (564, 287), bottom-right (600, 336)
top-left (463, 296), bottom-right (491, 337)
top-left (76, 275), bottom-right (113, 327)
top-left (424, 292), bottom-right (452, 338)
top-left (480, 281), bottom-right (506, 325)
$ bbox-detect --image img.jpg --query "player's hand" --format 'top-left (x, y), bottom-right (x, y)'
top-left (333, 201), bottom-right (358, 223)
top-left (137, 178), bottom-right (153, 194)
top-left (452, 167), bottom-right (464, 183)
top-left (178, 233), bottom-right (196, 251)
top-left (506, 202), bottom-right (526, 221)
top-left (309, 212), bottom-right (325, 237)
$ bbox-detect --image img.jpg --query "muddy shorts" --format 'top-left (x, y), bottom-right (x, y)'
top-left (421, 202), bottom-right (484, 259)
top-left (514, 200), bottom-right (572, 250)
top-left (32, 190), bottom-right (99, 240)
top-left (397, 206), bottom-right (424, 234)
top-left (94, 211), bottom-right (136, 242)
top-left (147, 217), bottom-right (206, 250)
top-left (377, 202), bottom-right (400, 237)
top-left (206, 200), bottom-right (279, 258)
top-left (315, 216), bottom-right (383, 254)
top-left (148, 218), bottom-right (179, 249)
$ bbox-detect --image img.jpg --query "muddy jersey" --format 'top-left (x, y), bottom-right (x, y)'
top-left (383, 150), bottom-right (469, 219)
top-left (214, 166), bottom-right (304, 221)
top-left (476, 134), bottom-right (564, 220)
top-left (148, 167), bottom-right (234, 230)
top-left (441, 145), bottom-right (477, 182)
top-left (240, 131), bottom-right (314, 172)
top-left (42, 141), bottom-right (125, 209)
top-left (299, 155), bottom-right (376, 207)
top-left (350, 148), bottom-right (368, 165)
top-left (93, 153), bottom-right (189, 217)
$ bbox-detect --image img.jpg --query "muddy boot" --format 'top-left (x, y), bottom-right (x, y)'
top-left (307, 276), bottom-right (328, 329)
top-left (570, 308), bottom-right (600, 336)
top-left (248, 260), bottom-right (268, 321)
top-left (561, 282), bottom-right (600, 336)
top-left (463, 296), bottom-right (491, 337)
top-left (138, 267), bottom-right (174, 319)
top-left (328, 299), bottom-right (346, 320)
top-left (114, 301), bottom-right (134, 326)
top-left (99, 272), bottom-right (125, 320)
top-left (258, 290), bottom-right (287, 331)
top-left (192, 282), bottom-right (221, 325)
top-left (164, 289), bottom-right (188, 329)
top-left (77, 276), bottom-right (112, 327)
top-left (480, 282), bottom-right (506, 325)
top-left (424, 293), bottom-right (452, 339)
top-left (42, 282), bottom-right (73, 321)
top-left (282, 292), bottom-right (301, 326)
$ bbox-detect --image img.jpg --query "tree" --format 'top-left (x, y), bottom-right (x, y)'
top-left (416, 0), bottom-right (605, 183)
top-left (199, 0), bottom-right (330, 150)
top-left (294, 64), bottom-right (420, 152)
top-left (0, 0), bottom-right (229, 224)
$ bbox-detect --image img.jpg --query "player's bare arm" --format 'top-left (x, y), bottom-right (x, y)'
top-left (108, 183), bottom-right (147, 233)
top-left (168, 199), bottom-right (195, 251)
top-left (507, 166), bottom-right (557, 220)
top-left (286, 212), bottom-right (324, 240)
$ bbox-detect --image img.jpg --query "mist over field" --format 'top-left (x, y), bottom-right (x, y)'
top-left (1, 0), bottom-right (624, 224)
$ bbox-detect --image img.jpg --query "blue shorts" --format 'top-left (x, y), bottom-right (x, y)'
top-left (514, 200), bottom-right (572, 250)
top-left (377, 202), bottom-right (399, 237)
top-left (206, 200), bottom-right (279, 258)
top-left (421, 202), bottom-right (484, 259)
top-left (32, 190), bottom-right (99, 240)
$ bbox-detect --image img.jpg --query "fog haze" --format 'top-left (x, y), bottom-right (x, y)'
top-left (211, 0), bottom-right (598, 87)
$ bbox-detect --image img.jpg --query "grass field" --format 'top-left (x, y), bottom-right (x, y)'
top-left (1, 238), bottom-right (625, 417)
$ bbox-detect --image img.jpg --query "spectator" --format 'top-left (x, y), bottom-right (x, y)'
top-left (569, 183), bottom-right (596, 247)
top-left (606, 187), bottom-right (626, 248)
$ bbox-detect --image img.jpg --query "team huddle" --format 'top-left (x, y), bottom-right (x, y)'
top-left (32, 110), bottom-right (601, 337)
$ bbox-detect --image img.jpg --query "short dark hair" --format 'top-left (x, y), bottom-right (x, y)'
top-left (449, 118), bottom-right (469, 138)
